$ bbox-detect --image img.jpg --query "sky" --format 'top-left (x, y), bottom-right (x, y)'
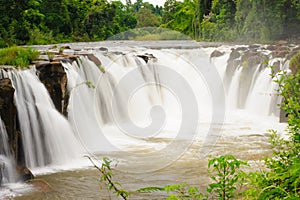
top-left (119, 0), bottom-right (167, 6)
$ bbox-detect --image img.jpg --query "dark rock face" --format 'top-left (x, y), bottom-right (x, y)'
top-left (137, 55), bottom-right (149, 63)
top-left (87, 54), bottom-right (102, 66)
top-left (229, 49), bottom-right (241, 60)
top-left (0, 78), bottom-right (25, 167)
top-left (36, 62), bottom-right (68, 114)
top-left (210, 50), bottom-right (225, 58)
top-left (0, 79), bottom-right (17, 156)
top-left (272, 46), bottom-right (290, 58)
top-left (17, 166), bottom-right (34, 181)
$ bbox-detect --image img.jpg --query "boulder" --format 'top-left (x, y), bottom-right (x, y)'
top-left (137, 55), bottom-right (149, 63)
top-left (249, 44), bottom-right (260, 50)
top-left (272, 46), bottom-right (290, 58)
top-left (229, 49), bottom-right (241, 61)
top-left (87, 54), bottom-right (102, 67)
top-left (36, 62), bottom-right (68, 114)
top-left (236, 46), bottom-right (248, 51)
top-left (17, 166), bottom-right (34, 181)
top-left (241, 50), bottom-right (259, 63)
top-left (210, 50), bottom-right (225, 58)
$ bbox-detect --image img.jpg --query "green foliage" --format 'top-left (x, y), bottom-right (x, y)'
top-left (86, 156), bottom-right (129, 200)
top-left (111, 27), bottom-right (190, 40)
top-left (85, 80), bottom-right (95, 89)
top-left (0, 46), bottom-right (39, 68)
top-left (136, 7), bottom-right (161, 27)
top-left (0, 0), bottom-right (299, 43)
top-left (138, 183), bottom-right (207, 199)
top-left (290, 51), bottom-right (300, 74)
top-left (98, 65), bottom-right (106, 73)
top-left (46, 51), bottom-right (55, 61)
top-left (28, 28), bottom-right (55, 45)
top-left (244, 52), bottom-right (300, 199)
top-left (207, 155), bottom-right (248, 199)
top-left (164, 184), bottom-right (206, 200)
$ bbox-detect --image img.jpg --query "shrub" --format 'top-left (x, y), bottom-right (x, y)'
top-left (290, 51), bottom-right (300, 74)
top-left (0, 46), bottom-right (40, 68)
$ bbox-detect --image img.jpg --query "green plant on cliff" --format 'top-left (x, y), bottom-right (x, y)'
top-left (0, 47), bottom-right (40, 68)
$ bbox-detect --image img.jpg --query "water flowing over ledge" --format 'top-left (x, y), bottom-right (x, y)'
top-left (0, 41), bottom-right (297, 198)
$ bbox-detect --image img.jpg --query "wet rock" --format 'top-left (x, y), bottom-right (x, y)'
top-left (277, 40), bottom-right (288, 45)
top-left (0, 79), bottom-right (17, 155)
top-left (17, 166), bottom-right (34, 181)
top-left (288, 46), bottom-right (300, 59)
top-left (87, 54), bottom-right (102, 67)
top-left (249, 44), bottom-right (260, 49)
top-left (241, 51), bottom-right (259, 63)
top-left (280, 108), bottom-right (288, 123)
top-left (137, 53), bottom-right (157, 63)
top-left (36, 62), bottom-right (68, 114)
top-left (210, 50), bottom-right (225, 58)
top-left (229, 49), bottom-right (241, 60)
top-left (266, 45), bottom-right (277, 51)
top-left (236, 46), bottom-right (248, 51)
top-left (244, 55), bottom-right (267, 68)
top-left (272, 61), bottom-right (281, 75)
top-left (61, 45), bottom-right (71, 50)
top-left (62, 49), bottom-right (75, 55)
top-left (272, 46), bottom-right (290, 58)
top-left (224, 59), bottom-right (240, 91)
top-left (99, 47), bottom-right (108, 52)
top-left (137, 55), bottom-right (149, 63)
top-left (111, 51), bottom-right (124, 55)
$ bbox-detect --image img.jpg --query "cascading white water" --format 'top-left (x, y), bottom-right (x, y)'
top-left (208, 49), bottom-right (283, 117)
top-left (0, 117), bottom-right (16, 184)
top-left (3, 68), bottom-right (82, 168)
top-left (227, 66), bottom-right (243, 109)
top-left (0, 44), bottom-right (281, 169)
top-left (58, 44), bottom-right (286, 174)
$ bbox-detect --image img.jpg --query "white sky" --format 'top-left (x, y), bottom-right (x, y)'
top-left (119, 0), bottom-right (167, 6)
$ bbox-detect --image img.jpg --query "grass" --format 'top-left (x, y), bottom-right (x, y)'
top-left (0, 46), bottom-right (40, 68)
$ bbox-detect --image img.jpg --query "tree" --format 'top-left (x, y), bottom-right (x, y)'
top-left (39, 0), bottom-right (71, 36)
top-left (111, 1), bottom-right (137, 32)
top-left (84, 0), bottom-right (118, 40)
top-left (135, 7), bottom-right (161, 27)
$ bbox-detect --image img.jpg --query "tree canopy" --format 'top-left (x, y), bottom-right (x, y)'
top-left (0, 0), bottom-right (299, 46)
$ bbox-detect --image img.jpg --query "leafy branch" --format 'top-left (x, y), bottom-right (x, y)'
top-left (85, 156), bottom-right (129, 200)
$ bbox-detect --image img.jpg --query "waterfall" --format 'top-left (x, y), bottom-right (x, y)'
top-left (208, 48), bottom-right (282, 117)
top-left (0, 42), bottom-right (288, 187)
top-left (3, 68), bottom-right (82, 168)
top-left (0, 117), bottom-right (16, 184)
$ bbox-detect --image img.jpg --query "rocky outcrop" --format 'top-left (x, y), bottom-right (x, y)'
top-left (137, 53), bottom-right (157, 63)
top-left (210, 50), bottom-right (225, 58)
top-left (0, 78), bottom-right (30, 182)
top-left (17, 166), bottom-right (34, 181)
top-left (0, 78), bottom-right (19, 160)
top-left (36, 62), bottom-right (68, 114)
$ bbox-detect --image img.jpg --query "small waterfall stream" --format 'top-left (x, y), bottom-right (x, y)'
top-left (2, 68), bottom-right (82, 168)
top-left (0, 117), bottom-right (16, 184)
